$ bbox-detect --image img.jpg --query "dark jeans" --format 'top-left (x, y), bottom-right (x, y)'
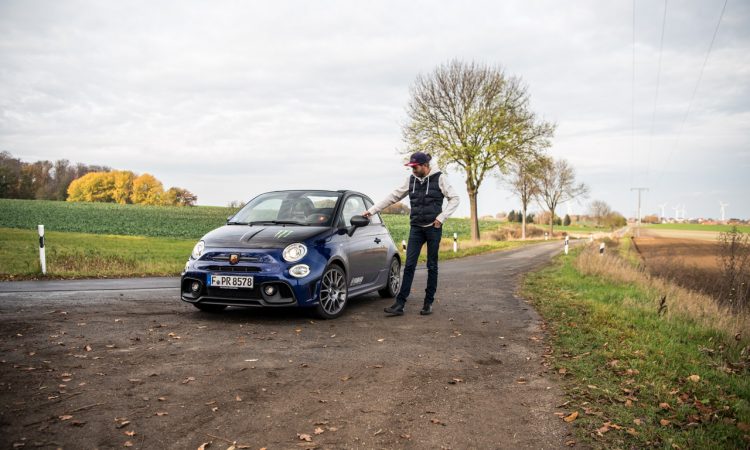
top-left (397, 225), bottom-right (442, 305)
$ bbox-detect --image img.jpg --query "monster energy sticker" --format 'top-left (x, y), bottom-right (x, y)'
top-left (275, 230), bottom-right (294, 239)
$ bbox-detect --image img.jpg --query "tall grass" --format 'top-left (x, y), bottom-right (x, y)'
top-left (575, 243), bottom-right (750, 338)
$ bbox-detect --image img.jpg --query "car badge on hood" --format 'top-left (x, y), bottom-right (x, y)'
top-left (229, 254), bottom-right (240, 265)
top-left (275, 230), bottom-right (294, 239)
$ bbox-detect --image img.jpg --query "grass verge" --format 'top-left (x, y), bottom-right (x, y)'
top-left (1, 228), bottom-right (548, 280)
top-left (522, 246), bottom-right (750, 449)
top-left (0, 227), bottom-right (194, 280)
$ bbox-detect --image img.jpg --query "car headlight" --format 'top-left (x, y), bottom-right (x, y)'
top-left (191, 240), bottom-right (205, 259)
top-left (282, 243), bottom-right (307, 262)
top-left (184, 260), bottom-right (190, 272)
top-left (289, 264), bottom-right (310, 278)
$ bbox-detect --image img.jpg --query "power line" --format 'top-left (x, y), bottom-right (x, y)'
top-left (630, 0), bottom-right (636, 188)
top-left (646, 0), bottom-right (668, 187)
top-left (652, 0), bottom-right (728, 191)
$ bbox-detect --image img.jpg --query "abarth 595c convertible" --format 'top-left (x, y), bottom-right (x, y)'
top-left (181, 190), bottom-right (402, 319)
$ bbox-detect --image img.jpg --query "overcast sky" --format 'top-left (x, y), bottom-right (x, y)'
top-left (1, 0), bottom-right (748, 220)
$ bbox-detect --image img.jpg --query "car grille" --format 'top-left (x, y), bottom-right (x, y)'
top-left (205, 265), bottom-right (261, 273)
top-left (209, 254), bottom-right (264, 263)
top-left (206, 287), bottom-right (261, 300)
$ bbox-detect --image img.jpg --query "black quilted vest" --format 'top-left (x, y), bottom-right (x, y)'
top-left (409, 172), bottom-right (444, 226)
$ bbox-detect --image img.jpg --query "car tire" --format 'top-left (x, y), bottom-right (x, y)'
top-left (193, 303), bottom-right (227, 313)
top-left (378, 257), bottom-right (401, 298)
top-left (314, 265), bottom-right (348, 319)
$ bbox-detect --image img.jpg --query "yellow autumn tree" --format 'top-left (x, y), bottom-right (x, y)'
top-left (130, 173), bottom-right (164, 205)
top-left (66, 172), bottom-right (115, 202)
top-left (112, 170), bottom-right (135, 204)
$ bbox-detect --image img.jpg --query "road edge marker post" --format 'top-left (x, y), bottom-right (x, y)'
top-left (38, 224), bottom-right (46, 275)
top-left (402, 240), bottom-right (407, 252)
top-left (564, 234), bottom-right (569, 255)
top-left (453, 232), bottom-right (458, 253)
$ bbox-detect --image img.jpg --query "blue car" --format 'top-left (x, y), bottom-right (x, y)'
top-left (181, 190), bottom-right (402, 319)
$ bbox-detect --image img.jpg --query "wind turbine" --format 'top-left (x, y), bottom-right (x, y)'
top-left (719, 201), bottom-right (729, 222)
top-left (672, 205), bottom-right (680, 221)
top-left (658, 203), bottom-right (667, 222)
top-left (680, 205), bottom-right (687, 221)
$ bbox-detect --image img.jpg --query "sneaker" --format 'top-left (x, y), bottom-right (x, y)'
top-left (420, 303), bottom-right (433, 315)
top-left (384, 302), bottom-right (405, 316)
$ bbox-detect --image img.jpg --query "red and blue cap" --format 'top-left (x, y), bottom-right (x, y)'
top-left (405, 152), bottom-right (431, 167)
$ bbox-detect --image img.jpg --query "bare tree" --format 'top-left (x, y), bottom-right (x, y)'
top-left (403, 60), bottom-right (554, 240)
top-left (589, 200), bottom-right (612, 226)
top-left (506, 156), bottom-right (546, 239)
top-left (535, 158), bottom-right (589, 235)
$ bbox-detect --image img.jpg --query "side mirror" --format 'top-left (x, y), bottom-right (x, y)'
top-left (347, 215), bottom-right (370, 236)
top-left (350, 215), bottom-right (370, 228)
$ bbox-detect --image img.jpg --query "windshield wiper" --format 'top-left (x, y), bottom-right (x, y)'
top-left (226, 221), bottom-right (248, 225)
top-left (248, 220), bottom-right (309, 226)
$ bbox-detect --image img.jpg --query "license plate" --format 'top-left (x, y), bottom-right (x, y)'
top-left (209, 275), bottom-right (254, 289)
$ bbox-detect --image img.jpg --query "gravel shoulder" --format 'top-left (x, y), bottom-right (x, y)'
top-left (0, 242), bottom-right (572, 449)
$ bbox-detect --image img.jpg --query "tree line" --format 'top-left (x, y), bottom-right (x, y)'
top-left (0, 151), bottom-right (196, 206)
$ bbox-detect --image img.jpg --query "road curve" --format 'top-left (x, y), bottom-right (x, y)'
top-left (0, 240), bottom-right (573, 449)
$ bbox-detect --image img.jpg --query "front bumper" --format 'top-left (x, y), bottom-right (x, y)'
top-left (180, 249), bottom-right (325, 308)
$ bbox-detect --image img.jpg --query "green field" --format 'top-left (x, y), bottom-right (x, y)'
top-left (0, 200), bottom-right (544, 279)
top-left (0, 198), bottom-right (505, 242)
top-left (523, 248), bottom-right (750, 448)
top-left (0, 198), bottom-right (237, 239)
top-left (645, 223), bottom-right (750, 233)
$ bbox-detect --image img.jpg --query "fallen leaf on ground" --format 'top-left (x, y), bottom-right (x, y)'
top-left (85, 345), bottom-right (92, 352)
top-left (297, 433), bottom-right (312, 442)
top-left (373, 429), bottom-right (383, 436)
top-left (737, 422), bottom-right (750, 432)
top-left (659, 402), bottom-right (671, 410)
top-left (563, 411), bottom-right (579, 423)
top-left (400, 434), bottom-right (411, 439)
top-left (59, 415), bottom-right (73, 421)
top-left (660, 419), bottom-right (671, 426)
top-left (235, 395), bottom-right (242, 402)
top-left (430, 418), bottom-right (446, 426)
top-left (328, 427), bottom-right (338, 432)
top-left (124, 442), bottom-right (133, 447)
top-left (340, 376), bottom-right (351, 381)
top-left (182, 377), bottom-right (196, 384)
top-left (596, 424), bottom-right (610, 434)
top-left (155, 411), bottom-right (168, 416)
top-left (377, 338), bottom-right (385, 342)
top-left (124, 431), bottom-right (136, 436)
top-left (687, 375), bottom-right (700, 383)
top-left (633, 418), bottom-right (642, 426)
top-left (626, 428), bottom-right (638, 436)
top-left (564, 440), bottom-right (576, 447)
top-left (197, 443), bottom-right (210, 450)
top-left (314, 427), bottom-right (324, 435)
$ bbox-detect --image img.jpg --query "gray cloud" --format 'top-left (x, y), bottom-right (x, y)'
top-left (1, 0), bottom-right (748, 219)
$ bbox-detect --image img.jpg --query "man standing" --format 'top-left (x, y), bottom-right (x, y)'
top-left (363, 152), bottom-right (460, 316)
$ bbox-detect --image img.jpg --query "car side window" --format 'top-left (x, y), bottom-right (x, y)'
top-left (364, 199), bottom-right (382, 224)
top-left (340, 196), bottom-right (366, 226)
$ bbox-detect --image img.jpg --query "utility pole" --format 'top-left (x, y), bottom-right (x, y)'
top-left (631, 187), bottom-right (649, 237)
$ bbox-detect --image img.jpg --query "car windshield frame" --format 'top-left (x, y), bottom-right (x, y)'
top-left (228, 191), bottom-right (343, 227)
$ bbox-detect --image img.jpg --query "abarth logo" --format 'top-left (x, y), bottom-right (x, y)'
top-left (275, 230), bottom-right (294, 239)
top-left (229, 254), bottom-right (240, 265)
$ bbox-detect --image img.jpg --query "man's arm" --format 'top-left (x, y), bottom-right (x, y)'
top-left (363, 177), bottom-right (410, 217)
top-left (435, 175), bottom-right (460, 225)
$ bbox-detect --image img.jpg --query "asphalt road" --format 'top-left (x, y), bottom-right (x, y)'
top-left (0, 241), bottom-right (573, 449)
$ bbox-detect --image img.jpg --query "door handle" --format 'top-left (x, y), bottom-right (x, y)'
top-left (374, 238), bottom-right (381, 244)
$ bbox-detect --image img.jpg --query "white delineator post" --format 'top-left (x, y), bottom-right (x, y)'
top-left (564, 235), bottom-right (569, 255)
top-left (599, 242), bottom-right (605, 255)
top-left (453, 232), bottom-right (458, 253)
top-left (38, 225), bottom-right (46, 275)
top-left (402, 240), bottom-right (407, 252)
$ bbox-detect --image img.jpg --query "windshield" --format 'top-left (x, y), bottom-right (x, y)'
top-left (229, 191), bottom-right (342, 227)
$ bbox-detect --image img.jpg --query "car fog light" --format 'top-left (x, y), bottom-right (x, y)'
top-left (289, 264), bottom-right (310, 278)
top-left (263, 285), bottom-right (276, 296)
top-left (191, 281), bottom-right (201, 292)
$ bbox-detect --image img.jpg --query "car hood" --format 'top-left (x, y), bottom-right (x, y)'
top-left (202, 225), bottom-right (330, 249)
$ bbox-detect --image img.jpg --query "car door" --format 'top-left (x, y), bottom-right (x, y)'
top-left (338, 195), bottom-right (384, 290)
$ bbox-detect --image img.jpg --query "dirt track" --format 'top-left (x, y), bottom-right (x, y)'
top-left (0, 242), bottom-right (572, 449)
